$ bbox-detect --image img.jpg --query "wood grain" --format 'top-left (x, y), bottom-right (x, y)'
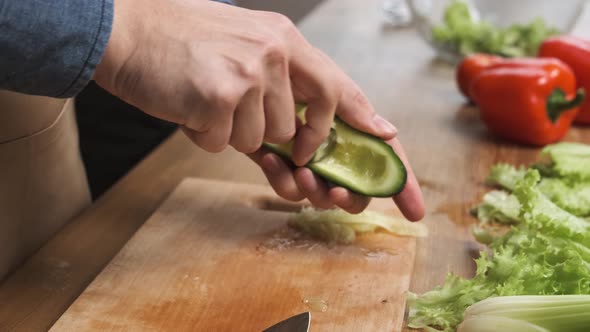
top-left (0, 0), bottom-right (589, 331)
top-left (0, 137), bottom-right (266, 332)
top-left (50, 179), bottom-right (416, 332)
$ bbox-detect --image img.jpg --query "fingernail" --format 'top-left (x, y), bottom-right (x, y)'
top-left (263, 154), bottom-right (281, 175)
top-left (373, 114), bottom-right (398, 137)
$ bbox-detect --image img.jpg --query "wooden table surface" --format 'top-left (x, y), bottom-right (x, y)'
top-left (1, 0), bottom-right (589, 331)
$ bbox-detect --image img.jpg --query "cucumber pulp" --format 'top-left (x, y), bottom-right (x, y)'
top-left (262, 107), bottom-right (407, 197)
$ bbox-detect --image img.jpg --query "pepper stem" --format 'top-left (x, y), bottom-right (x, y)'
top-left (546, 88), bottom-right (585, 123)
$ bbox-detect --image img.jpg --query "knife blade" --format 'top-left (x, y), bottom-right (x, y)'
top-left (262, 312), bottom-right (311, 332)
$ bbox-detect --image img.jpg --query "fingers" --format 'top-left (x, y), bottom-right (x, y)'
top-left (289, 46), bottom-right (399, 166)
top-left (388, 138), bottom-right (425, 221)
top-left (263, 53), bottom-right (297, 144)
top-left (181, 70), bottom-right (241, 153)
top-left (249, 138), bottom-right (424, 220)
top-left (329, 187), bottom-right (371, 214)
top-left (248, 150), bottom-right (305, 201)
top-left (315, 50), bottom-right (398, 141)
top-left (293, 168), bottom-right (334, 209)
top-left (336, 78), bottom-right (398, 140)
top-left (230, 88), bottom-right (265, 153)
top-left (181, 110), bottom-right (234, 153)
top-left (292, 99), bottom-right (337, 166)
top-left (289, 48), bottom-right (338, 166)
top-left (250, 149), bottom-right (371, 213)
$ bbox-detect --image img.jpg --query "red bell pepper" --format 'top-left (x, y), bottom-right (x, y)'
top-left (470, 58), bottom-right (585, 146)
top-left (456, 56), bottom-right (569, 102)
top-left (539, 35), bottom-right (590, 124)
top-left (456, 54), bottom-right (502, 101)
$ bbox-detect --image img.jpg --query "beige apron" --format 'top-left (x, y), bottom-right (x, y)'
top-left (0, 91), bottom-right (91, 281)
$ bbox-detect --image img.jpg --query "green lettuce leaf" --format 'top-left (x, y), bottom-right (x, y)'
top-left (537, 179), bottom-right (590, 217)
top-left (541, 142), bottom-right (590, 181)
top-left (472, 190), bottom-right (521, 224)
top-left (408, 170), bottom-right (590, 332)
top-left (431, 0), bottom-right (559, 58)
top-left (513, 170), bottom-right (590, 235)
top-left (486, 162), bottom-right (590, 217)
top-left (486, 164), bottom-right (526, 191)
top-left (407, 275), bottom-right (494, 332)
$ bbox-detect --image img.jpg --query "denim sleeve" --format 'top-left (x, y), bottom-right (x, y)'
top-left (0, 0), bottom-right (113, 98)
top-left (0, 0), bottom-right (234, 99)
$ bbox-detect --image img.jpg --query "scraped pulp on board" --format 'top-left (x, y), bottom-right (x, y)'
top-left (288, 207), bottom-right (428, 244)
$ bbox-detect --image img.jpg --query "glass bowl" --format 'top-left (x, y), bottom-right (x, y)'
top-left (405, 0), bottom-right (588, 63)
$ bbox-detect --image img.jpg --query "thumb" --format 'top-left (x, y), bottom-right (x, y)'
top-left (335, 75), bottom-right (398, 140)
top-left (311, 50), bottom-right (397, 140)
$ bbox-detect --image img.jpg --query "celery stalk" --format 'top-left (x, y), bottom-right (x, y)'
top-left (458, 295), bottom-right (590, 332)
top-left (459, 316), bottom-right (548, 332)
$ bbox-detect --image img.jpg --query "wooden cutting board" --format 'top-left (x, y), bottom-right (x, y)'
top-left (50, 178), bottom-right (417, 332)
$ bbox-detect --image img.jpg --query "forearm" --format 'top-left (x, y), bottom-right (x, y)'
top-left (0, 0), bottom-right (113, 98)
top-left (0, 0), bottom-right (236, 98)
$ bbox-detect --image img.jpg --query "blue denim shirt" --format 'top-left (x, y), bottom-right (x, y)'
top-left (0, 0), bottom-right (233, 98)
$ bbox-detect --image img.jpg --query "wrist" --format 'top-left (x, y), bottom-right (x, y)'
top-left (93, 0), bottom-right (139, 94)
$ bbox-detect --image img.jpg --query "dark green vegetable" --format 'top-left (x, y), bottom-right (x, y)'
top-left (263, 105), bottom-right (407, 197)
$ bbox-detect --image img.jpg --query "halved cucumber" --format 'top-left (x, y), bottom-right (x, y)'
top-left (262, 105), bottom-right (407, 197)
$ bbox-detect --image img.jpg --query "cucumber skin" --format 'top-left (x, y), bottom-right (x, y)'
top-left (262, 118), bottom-right (408, 197)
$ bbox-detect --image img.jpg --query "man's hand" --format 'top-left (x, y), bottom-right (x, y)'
top-left (94, 0), bottom-right (424, 219)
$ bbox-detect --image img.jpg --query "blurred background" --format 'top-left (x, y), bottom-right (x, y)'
top-left (236, 0), bottom-right (324, 22)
